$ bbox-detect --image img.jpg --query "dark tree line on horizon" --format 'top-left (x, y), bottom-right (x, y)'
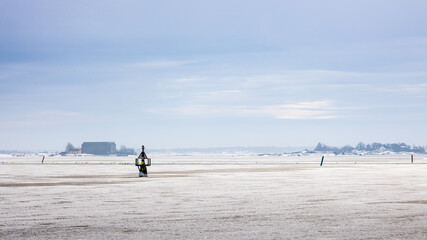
top-left (64, 142), bottom-right (135, 155)
top-left (65, 143), bottom-right (78, 152)
top-left (314, 142), bottom-right (426, 154)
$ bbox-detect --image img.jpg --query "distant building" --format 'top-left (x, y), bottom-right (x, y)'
top-left (81, 142), bottom-right (116, 155)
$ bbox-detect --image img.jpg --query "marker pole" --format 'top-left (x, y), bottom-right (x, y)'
top-left (411, 155), bottom-right (413, 164)
top-left (41, 156), bottom-right (45, 164)
top-left (320, 156), bottom-right (324, 166)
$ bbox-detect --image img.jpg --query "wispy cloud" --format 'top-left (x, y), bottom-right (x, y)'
top-left (150, 100), bottom-right (337, 120)
top-left (128, 59), bottom-right (200, 68)
top-left (194, 90), bottom-right (242, 98)
top-left (238, 100), bottom-right (337, 119)
top-left (374, 83), bottom-right (427, 94)
top-left (0, 110), bottom-right (82, 128)
top-left (171, 77), bottom-right (205, 83)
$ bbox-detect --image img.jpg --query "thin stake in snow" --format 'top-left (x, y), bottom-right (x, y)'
top-left (320, 156), bottom-right (324, 166)
top-left (41, 156), bottom-right (45, 164)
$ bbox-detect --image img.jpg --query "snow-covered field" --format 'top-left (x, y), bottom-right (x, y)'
top-left (1, 155), bottom-right (427, 239)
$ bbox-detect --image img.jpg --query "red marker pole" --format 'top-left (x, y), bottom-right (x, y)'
top-left (42, 156), bottom-right (45, 164)
top-left (411, 155), bottom-right (413, 164)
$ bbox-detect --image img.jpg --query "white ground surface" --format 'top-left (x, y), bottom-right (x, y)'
top-left (1, 154), bottom-right (427, 239)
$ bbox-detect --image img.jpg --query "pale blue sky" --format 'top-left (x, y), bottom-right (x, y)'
top-left (1, 0), bottom-right (426, 151)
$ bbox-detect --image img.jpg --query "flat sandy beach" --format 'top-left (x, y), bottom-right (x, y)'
top-left (1, 155), bottom-right (427, 239)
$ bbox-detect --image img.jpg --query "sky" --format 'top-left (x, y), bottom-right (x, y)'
top-left (1, 0), bottom-right (427, 151)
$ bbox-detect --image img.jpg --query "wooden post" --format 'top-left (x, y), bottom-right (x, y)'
top-left (411, 155), bottom-right (414, 164)
top-left (320, 156), bottom-right (324, 166)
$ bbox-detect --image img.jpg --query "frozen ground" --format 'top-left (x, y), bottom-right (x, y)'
top-left (1, 154), bottom-right (427, 239)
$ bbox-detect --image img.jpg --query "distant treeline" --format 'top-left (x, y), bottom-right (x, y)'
top-left (314, 142), bottom-right (426, 154)
top-left (117, 145), bottom-right (136, 155)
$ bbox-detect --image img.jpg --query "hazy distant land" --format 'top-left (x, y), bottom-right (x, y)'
top-left (1, 142), bottom-right (425, 157)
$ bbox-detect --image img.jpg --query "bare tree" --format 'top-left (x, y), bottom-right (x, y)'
top-left (65, 143), bottom-right (75, 152)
